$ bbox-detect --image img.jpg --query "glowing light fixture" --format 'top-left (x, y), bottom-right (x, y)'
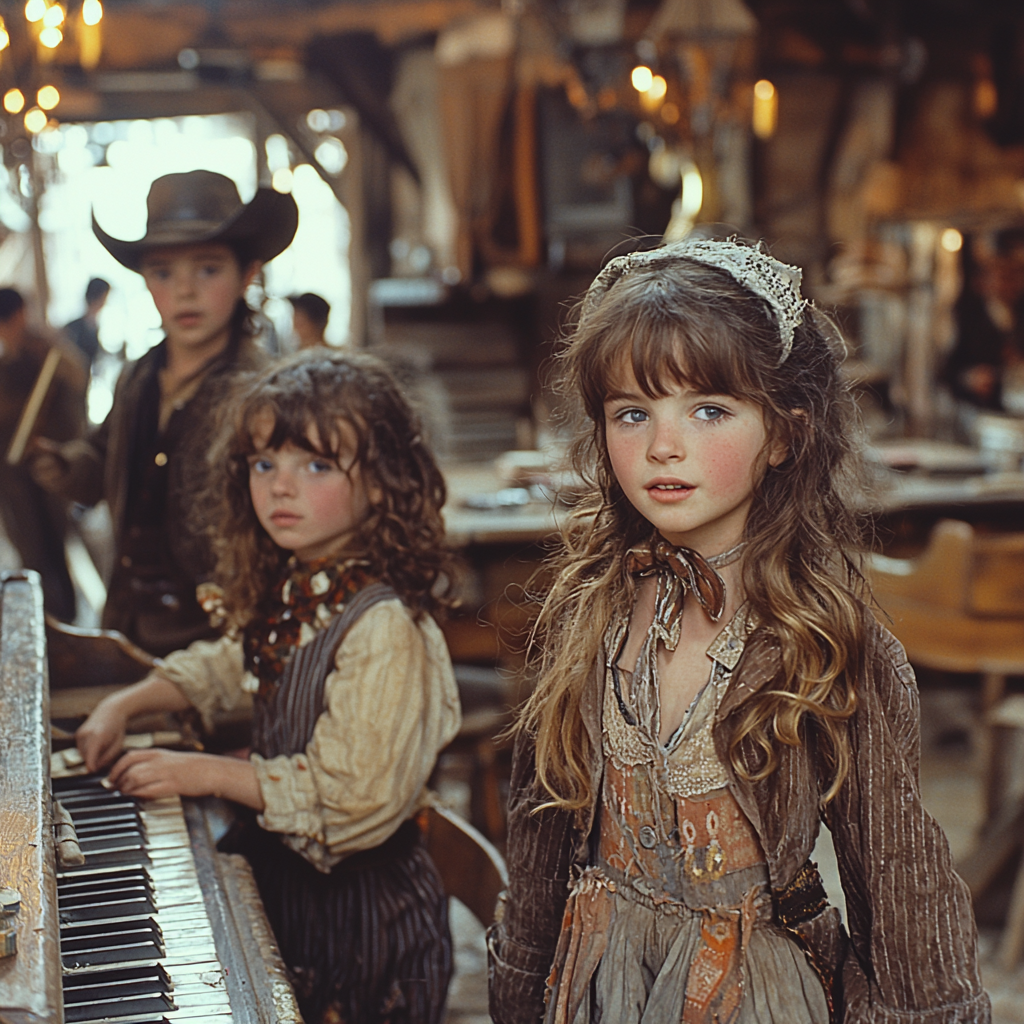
top-left (271, 167), bottom-right (294, 194)
top-left (25, 0), bottom-right (46, 23)
top-left (941, 228), bottom-right (963, 253)
top-left (647, 75), bottom-right (668, 101)
top-left (631, 65), bottom-right (654, 93)
top-left (752, 79), bottom-right (778, 140)
top-left (24, 106), bottom-right (48, 134)
top-left (680, 162), bottom-right (703, 221)
top-left (82, 0), bottom-right (103, 26)
top-left (0, 18), bottom-right (10, 51)
top-left (43, 3), bottom-right (65, 27)
top-left (37, 85), bottom-right (59, 110)
top-left (40, 26), bottom-right (63, 47)
top-left (4, 88), bottom-right (25, 114)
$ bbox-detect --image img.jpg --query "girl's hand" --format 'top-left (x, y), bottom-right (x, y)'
top-left (107, 749), bottom-right (219, 800)
top-left (107, 749), bottom-right (265, 810)
top-left (76, 700), bottom-right (130, 773)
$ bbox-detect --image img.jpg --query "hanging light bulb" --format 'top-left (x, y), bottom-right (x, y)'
top-left (24, 106), bottom-right (48, 134)
top-left (39, 25), bottom-right (63, 47)
top-left (25, 0), bottom-right (47, 24)
top-left (78, 0), bottom-right (102, 69)
top-left (631, 66), bottom-right (654, 93)
top-left (43, 3), bottom-right (65, 27)
top-left (37, 85), bottom-right (59, 110)
top-left (4, 88), bottom-right (24, 114)
top-left (752, 79), bottom-right (778, 140)
top-left (0, 17), bottom-right (10, 52)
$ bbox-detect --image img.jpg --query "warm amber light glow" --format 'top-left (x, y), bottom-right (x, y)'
top-left (37, 85), bottom-right (59, 110)
top-left (272, 167), bottom-right (294, 193)
top-left (24, 107), bottom-right (48, 134)
top-left (661, 102), bottom-right (680, 125)
top-left (82, 0), bottom-right (103, 26)
top-left (4, 88), bottom-right (25, 114)
top-left (974, 79), bottom-right (998, 120)
top-left (647, 75), bottom-right (668, 101)
top-left (752, 79), bottom-right (778, 139)
top-left (42, 3), bottom-right (65, 28)
top-left (631, 65), bottom-right (654, 93)
top-left (0, 17), bottom-right (9, 52)
top-left (39, 26), bottom-right (63, 47)
top-left (941, 228), bottom-right (964, 253)
top-left (25, 0), bottom-right (46, 24)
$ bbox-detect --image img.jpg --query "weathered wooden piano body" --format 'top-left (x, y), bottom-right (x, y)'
top-left (0, 571), bottom-right (304, 1024)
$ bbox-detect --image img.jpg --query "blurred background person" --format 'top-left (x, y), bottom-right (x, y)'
top-left (0, 287), bottom-right (87, 620)
top-left (943, 230), bottom-right (1024, 411)
top-left (63, 278), bottom-right (111, 374)
top-left (288, 292), bottom-right (330, 350)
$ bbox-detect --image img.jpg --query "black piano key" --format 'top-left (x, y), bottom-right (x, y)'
top-left (60, 894), bottom-right (155, 923)
top-left (62, 962), bottom-right (172, 995)
top-left (59, 869), bottom-right (153, 897)
top-left (64, 968), bottom-right (176, 1022)
top-left (61, 918), bottom-right (164, 967)
top-left (65, 994), bottom-right (174, 1024)
top-left (63, 964), bottom-right (175, 1024)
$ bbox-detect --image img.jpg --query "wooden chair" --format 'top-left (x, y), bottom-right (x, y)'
top-left (866, 519), bottom-right (1024, 966)
top-left (421, 803), bottom-right (508, 926)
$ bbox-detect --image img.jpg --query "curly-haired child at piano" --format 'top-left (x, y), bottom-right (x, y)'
top-left (76, 350), bottom-right (461, 1024)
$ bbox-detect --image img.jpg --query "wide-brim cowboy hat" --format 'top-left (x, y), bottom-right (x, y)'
top-left (93, 169), bottom-right (299, 272)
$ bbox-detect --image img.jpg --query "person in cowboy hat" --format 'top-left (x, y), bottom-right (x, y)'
top-left (31, 169), bottom-right (298, 656)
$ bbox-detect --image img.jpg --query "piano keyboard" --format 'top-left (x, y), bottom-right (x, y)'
top-left (54, 776), bottom-right (234, 1024)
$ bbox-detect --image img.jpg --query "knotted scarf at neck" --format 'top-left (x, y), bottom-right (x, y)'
top-left (243, 556), bottom-right (377, 699)
top-left (627, 537), bottom-right (746, 625)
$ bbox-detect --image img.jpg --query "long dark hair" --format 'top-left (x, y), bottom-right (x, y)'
top-left (208, 349), bottom-right (452, 624)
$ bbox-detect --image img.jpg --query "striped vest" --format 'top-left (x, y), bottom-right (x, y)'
top-left (250, 582), bottom-right (399, 759)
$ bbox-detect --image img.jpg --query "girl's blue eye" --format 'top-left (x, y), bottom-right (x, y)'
top-left (309, 459), bottom-right (335, 473)
top-left (694, 405), bottom-right (727, 422)
top-left (252, 458), bottom-right (273, 473)
top-left (617, 408), bottom-right (648, 424)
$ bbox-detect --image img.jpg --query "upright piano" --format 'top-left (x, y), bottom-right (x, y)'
top-left (0, 571), bottom-right (304, 1024)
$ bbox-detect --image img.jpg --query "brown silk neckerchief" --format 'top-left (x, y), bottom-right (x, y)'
top-left (627, 539), bottom-right (745, 623)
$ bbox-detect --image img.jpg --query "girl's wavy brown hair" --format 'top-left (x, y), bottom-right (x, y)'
top-left (207, 349), bottom-right (452, 624)
top-left (519, 249), bottom-right (871, 810)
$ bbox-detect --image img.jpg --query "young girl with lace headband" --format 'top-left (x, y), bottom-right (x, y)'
top-left (76, 350), bottom-right (461, 1024)
top-left (488, 239), bottom-right (988, 1024)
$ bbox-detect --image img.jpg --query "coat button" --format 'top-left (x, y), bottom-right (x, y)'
top-left (154, 452), bottom-right (168, 466)
top-left (639, 826), bottom-right (657, 849)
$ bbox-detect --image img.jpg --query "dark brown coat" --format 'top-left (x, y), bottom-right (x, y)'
top-left (488, 612), bottom-right (990, 1024)
top-left (55, 337), bottom-right (265, 654)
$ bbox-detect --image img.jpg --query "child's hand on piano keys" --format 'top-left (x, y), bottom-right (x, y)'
top-left (76, 701), bottom-right (130, 773)
top-left (107, 748), bottom-right (265, 810)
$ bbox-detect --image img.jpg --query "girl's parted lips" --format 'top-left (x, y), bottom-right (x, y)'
top-left (645, 478), bottom-right (694, 490)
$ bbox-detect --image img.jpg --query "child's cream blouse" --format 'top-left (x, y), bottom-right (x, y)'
top-left (154, 598), bottom-right (462, 871)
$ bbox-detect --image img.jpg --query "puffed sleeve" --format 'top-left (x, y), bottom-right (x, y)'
top-left (155, 633), bottom-right (252, 730)
top-left (828, 618), bottom-right (990, 1024)
top-left (252, 599), bottom-right (461, 871)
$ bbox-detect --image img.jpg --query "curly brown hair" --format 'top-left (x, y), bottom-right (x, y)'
top-left (207, 349), bottom-right (452, 625)
top-left (520, 245), bottom-right (873, 810)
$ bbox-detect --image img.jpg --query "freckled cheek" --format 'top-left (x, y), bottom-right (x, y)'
top-left (606, 434), bottom-right (646, 489)
top-left (700, 438), bottom-right (763, 497)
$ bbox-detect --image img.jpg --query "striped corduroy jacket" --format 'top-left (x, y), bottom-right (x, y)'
top-left (488, 609), bottom-right (990, 1024)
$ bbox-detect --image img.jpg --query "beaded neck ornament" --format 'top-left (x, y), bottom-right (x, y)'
top-left (582, 237), bottom-right (807, 365)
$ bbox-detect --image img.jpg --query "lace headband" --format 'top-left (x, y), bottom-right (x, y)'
top-left (582, 238), bottom-right (807, 365)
